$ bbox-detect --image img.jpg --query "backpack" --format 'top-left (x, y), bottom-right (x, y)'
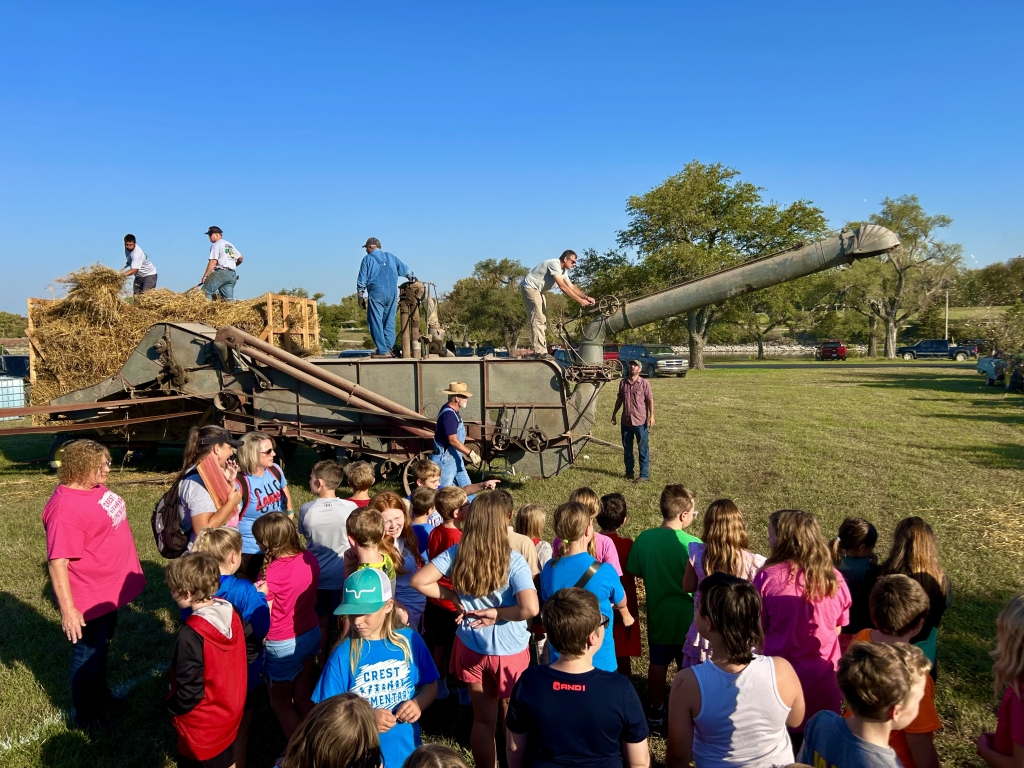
top-left (152, 473), bottom-right (193, 559)
top-left (236, 465), bottom-right (283, 522)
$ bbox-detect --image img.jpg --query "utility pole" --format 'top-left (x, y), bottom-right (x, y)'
top-left (944, 289), bottom-right (949, 340)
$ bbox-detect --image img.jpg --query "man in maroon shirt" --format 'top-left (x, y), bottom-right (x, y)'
top-left (610, 360), bottom-right (654, 482)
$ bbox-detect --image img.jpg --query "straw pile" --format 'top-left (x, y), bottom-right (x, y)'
top-left (28, 264), bottom-right (319, 408)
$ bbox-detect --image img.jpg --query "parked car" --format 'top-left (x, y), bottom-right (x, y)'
top-left (618, 344), bottom-right (688, 378)
top-left (895, 339), bottom-right (978, 361)
top-left (815, 340), bottom-right (847, 361)
top-left (977, 355), bottom-right (1007, 387)
top-left (338, 349), bottom-right (373, 359)
top-left (603, 344), bottom-right (620, 361)
top-left (0, 354), bottom-right (30, 378)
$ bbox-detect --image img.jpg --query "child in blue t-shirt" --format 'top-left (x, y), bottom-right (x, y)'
top-left (540, 502), bottom-right (633, 672)
top-left (410, 487), bottom-right (438, 558)
top-left (190, 527), bottom-right (270, 768)
top-left (313, 568), bottom-right (439, 768)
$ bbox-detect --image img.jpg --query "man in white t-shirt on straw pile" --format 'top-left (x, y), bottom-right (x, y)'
top-left (200, 226), bottom-right (244, 301)
top-left (121, 234), bottom-right (158, 294)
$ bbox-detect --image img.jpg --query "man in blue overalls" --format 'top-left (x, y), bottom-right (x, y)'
top-left (430, 382), bottom-right (482, 489)
top-left (356, 237), bottom-right (415, 357)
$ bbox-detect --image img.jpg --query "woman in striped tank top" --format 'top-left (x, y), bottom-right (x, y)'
top-left (666, 573), bottom-right (805, 768)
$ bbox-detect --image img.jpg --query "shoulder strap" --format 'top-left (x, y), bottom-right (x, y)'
top-left (236, 474), bottom-right (251, 520)
top-left (270, 465), bottom-right (282, 482)
top-left (573, 560), bottom-right (601, 590)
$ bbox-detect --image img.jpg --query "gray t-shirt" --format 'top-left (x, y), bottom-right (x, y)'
top-left (209, 239), bottom-right (241, 270)
top-left (298, 497), bottom-right (356, 590)
top-left (178, 471), bottom-right (217, 541)
top-left (797, 711), bottom-right (902, 768)
top-left (521, 258), bottom-right (564, 292)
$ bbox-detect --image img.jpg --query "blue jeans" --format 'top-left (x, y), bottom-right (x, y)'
top-left (431, 449), bottom-right (471, 489)
top-left (621, 424), bottom-right (649, 479)
top-left (203, 269), bottom-right (238, 301)
top-left (71, 608), bottom-right (118, 726)
top-left (366, 290), bottom-right (398, 354)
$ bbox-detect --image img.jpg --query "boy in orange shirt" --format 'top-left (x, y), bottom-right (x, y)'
top-left (846, 574), bottom-right (941, 768)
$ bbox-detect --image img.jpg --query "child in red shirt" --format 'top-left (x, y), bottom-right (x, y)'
top-left (166, 553), bottom-right (246, 768)
top-left (598, 493), bottom-right (641, 675)
top-left (344, 460), bottom-right (375, 508)
top-left (424, 486), bottom-right (469, 702)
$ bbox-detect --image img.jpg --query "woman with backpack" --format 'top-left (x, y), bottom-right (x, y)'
top-left (161, 426), bottom-right (244, 552)
top-left (236, 432), bottom-right (293, 581)
top-left (43, 439), bottom-right (146, 729)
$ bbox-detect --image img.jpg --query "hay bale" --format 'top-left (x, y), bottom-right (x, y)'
top-left (28, 264), bottom-right (319, 408)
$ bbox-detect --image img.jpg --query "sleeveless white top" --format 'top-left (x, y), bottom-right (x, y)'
top-left (692, 654), bottom-right (793, 767)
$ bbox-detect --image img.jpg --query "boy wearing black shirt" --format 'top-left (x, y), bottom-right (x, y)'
top-left (506, 588), bottom-right (650, 768)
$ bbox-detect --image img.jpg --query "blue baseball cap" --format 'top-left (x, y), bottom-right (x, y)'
top-left (334, 568), bottom-right (393, 615)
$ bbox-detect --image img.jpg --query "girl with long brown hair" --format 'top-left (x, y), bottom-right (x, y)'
top-left (411, 491), bottom-right (539, 768)
top-left (252, 512), bottom-right (321, 739)
top-left (753, 509), bottom-right (851, 736)
top-left (879, 516), bottom-right (952, 668)
top-left (831, 516), bottom-right (879, 646)
top-left (176, 425), bottom-right (244, 541)
top-left (680, 499), bottom-right (765, 667)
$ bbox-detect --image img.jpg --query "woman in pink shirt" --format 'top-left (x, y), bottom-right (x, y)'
top-left (42, 439), bottom-right (146, 729)
top-left (552, 487), bottom-right (623, 575)
top-left (253, 512), bottom-right (320, 738)
top-left (753, 509), bottom-right (851, 737)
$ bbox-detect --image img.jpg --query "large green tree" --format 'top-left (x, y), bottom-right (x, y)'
top-left (616, 161), bottom-right (827, 368)
top-left (840, 195), bottom-right (962, 357)
top-left (0, 312), bottom-right (28, 338)
top-left (440, 259), bottom-right (536, 353)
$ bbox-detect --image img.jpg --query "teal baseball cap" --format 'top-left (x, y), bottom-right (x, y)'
top-left (335, 568), bottom-right (393, 615)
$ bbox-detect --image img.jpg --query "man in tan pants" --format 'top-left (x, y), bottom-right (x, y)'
top-left (520, 250), bottom-right (595, 357)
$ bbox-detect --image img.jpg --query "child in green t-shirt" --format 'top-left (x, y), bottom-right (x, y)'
top-left (625, 485), bottom-right (700, 728)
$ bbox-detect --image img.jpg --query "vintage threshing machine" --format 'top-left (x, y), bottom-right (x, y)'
top-left (2, 226), bottom-right (900, 486)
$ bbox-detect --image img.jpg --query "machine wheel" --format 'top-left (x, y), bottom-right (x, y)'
top-left (402, 451), bottom-right (434, 496)
top-left (644, 365), bottom-right (655, 378)
top-left (121, 445), bottom-right (159, 466)
top-left (902, 352), bottom-right (915, 361)
top-left (676, 371), bottom-right (686, 378)
top-left (47, 433), bottom-right (76, 473)
top-left (955, 352), bottom-right (968, 361)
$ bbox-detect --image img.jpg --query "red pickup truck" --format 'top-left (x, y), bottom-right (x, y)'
top-left (816, 340), bottom-right (847, 361)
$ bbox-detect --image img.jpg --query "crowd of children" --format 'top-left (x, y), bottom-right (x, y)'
top-left (158, 448), bottom-right (1024, 768)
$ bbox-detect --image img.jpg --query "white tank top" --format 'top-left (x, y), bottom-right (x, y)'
top-left (692, 654), bottom-right (793, 768)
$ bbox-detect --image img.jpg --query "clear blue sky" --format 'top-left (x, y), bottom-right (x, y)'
top-left (1, 1), bottom-right (1021, 313)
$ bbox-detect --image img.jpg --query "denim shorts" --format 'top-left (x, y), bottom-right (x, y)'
top-left (264, 626), bottom-right (320, 682)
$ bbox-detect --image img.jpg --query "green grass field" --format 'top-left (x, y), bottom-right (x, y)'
top-left (1, 360), bottom-right (1022, 766)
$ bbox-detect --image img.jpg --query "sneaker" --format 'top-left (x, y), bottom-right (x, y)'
top-left (636, 477), bottom-right (651, 483)
top-left (647, 705), bottom-right (666, 729)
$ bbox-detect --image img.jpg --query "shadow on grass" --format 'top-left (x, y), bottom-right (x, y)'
top-left (857, 372), bottom-right (987, 395)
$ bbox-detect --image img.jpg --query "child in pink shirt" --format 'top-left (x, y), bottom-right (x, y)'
top-left (253, 512), bottom-right (320, 739)
top-left (978, 593), bottom-right (1024, 766)
top-left (753, 509), bottom-right (850, 733)
top-left (553, 487), bottom-right (623, 575)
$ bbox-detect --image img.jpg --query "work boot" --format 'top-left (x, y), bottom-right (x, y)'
top-left (370, 352), bottom-right (390, 359)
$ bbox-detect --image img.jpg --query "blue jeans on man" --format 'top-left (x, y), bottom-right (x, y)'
top-left (71, 608), bottom-right (119, 726)
top-left (431, 448), bottom-right (471, 489)
top-left (203, 269), bottom-right (238, 301)
top-left (621, 423), bottom-right (650, 480)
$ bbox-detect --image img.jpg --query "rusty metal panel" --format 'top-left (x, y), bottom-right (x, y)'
top-left (419, 360), bottom-right (484, 422)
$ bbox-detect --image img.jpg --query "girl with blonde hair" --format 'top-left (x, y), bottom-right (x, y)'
top-left (680, 499), bottom-right (765, 667)
top-left (977, 594), bottom-right (1024, 766)
top-left (313, 568), bottom-right (438, 768)
top-left (252, 512), bottom-right (321, 739)
top-left (539, 502), bottom-right (633, 671)
top-left (514, 504), bottom-right (552, 568)
top-left (753, 509), bottom-right (851, 735)
top-left (281, 693), bottom-right (381, 768)
top-left (411, 491), bottom-right (539, 768)
top-left (879, 516), bottom-right (952, 668)
top-left (235, 431), bottom-right (293, 580)
top-left (371, 491), bottom-right (427, 631)
top-left (551, 487), bottom-right (623, 575)
top-left (192, 527), bottom-right (269, 768)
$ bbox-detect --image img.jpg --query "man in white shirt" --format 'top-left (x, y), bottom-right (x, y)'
top-left (200, 226), bottom-right (244, 301)
top-left (120, 234), bottom-right (158, 294)
top-left (520, 250), bottom-right (595, 357)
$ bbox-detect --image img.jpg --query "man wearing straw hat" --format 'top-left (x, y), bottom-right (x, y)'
top-left (430, 382), bottom-right (482, 489)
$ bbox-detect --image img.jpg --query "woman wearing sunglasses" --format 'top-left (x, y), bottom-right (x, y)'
top-left (236, 432), bottom-right (293, 581)
top-left (42, 439), bottom-right (146, 730)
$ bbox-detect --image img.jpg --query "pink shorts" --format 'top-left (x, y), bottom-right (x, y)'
top-left (451, 636), bottom-right (530, 699)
